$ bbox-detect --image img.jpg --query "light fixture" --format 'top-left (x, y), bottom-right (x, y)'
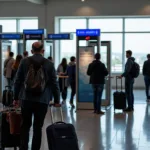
top-left (81, 0), bottom-right (85, 2)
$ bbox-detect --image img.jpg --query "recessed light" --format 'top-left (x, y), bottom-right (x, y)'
top-left (81, 0), bottom-right (85, 2)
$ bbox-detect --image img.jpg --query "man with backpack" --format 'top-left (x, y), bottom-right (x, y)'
top-left (13, 42), bottom-right (60, 150)
top-left (143, 54), bottom-right (150, 102)
top-left (119, 50), bottom-right (139, 112)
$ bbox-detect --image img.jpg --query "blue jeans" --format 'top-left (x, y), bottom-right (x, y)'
top-left (92, 84), bottom-right (104, 112)
top-left (125, 78), bottom-right (134, 109)
top-left (144, 76), bottom-right (150, 99)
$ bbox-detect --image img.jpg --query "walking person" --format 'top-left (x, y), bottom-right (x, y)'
top-left (57, 58), bottom-right (68, 103)
top-left (119, 50), bottom-right (135, 112)
top-left (3, 52), bottom-right (15, 87)
top-left (143, 54), bottom-right (150, 102)
top-left (67, 56), bottom-right (76, 108)
top-left (13, 42), bottom-right (60, 150)
top-left (87, 53), bottom-right (108, 115)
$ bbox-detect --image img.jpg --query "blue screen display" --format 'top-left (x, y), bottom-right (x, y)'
top-left (47, 34), bottom-right (71, 40)
top-left (23, 29), bottom-right (45, 34)
top-left (0, 34), bottom-right (22, 39)
top-left (76, 29), bottom-right (100, 36)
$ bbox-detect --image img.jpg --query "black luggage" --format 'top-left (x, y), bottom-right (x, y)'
top-left (113, 77), bottom-right (126, 112)
top-left (2, 86), bottom-right (13, 107)
top-left (46, 105), bottom-right (79, 150)
top-left (0, 110), bottom-right (20, 150)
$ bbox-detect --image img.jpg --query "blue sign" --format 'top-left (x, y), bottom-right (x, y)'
top-left (76, 29), bottom-right (100, 36)
top-left (23, 29), bottom-right (45, 34)
top-left (47, 34), bottom-right (72, 40)
top-left (0, 34), bottom-right (23, 39)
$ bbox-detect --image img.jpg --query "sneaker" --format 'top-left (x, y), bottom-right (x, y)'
top-left (123, 108), bottom-right (133, 112)
top-left (97, 111), bottom-right (105, 115)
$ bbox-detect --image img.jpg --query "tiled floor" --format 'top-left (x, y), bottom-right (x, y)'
top-left (2, 89), bottom-right (150, 150)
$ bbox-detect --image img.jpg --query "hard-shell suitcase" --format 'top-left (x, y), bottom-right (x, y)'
top-left (0, 110), bottom-right (20, 150)
top-left (46, 105), bottom-right (79, 150)
top-left (2, 86), bottom-right (13, 107)
top-left (113, 77), bottom-right (126, 112)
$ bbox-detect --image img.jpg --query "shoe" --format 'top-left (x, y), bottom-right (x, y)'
top-left (123, 108), bottom-right (133, 112)
top-left (70, 102), bottom-right (75, 108)
top-left (97, 111), bottom-right (105, 115)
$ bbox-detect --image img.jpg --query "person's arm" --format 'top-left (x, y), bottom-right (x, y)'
top-left (50, 65), bottom-right (60, 104)
top-left (14, 60), bottom-right (24, 100)
top-left (87, 64), bottom-right (92, 76)
top-left (143, 61), bottom-right (146, 76)
top-left (103, 64), bottom-right (109, 76)
top-left (121, 59), bottom-right (133, 77)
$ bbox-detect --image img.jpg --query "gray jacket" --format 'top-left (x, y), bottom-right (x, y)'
top-left (14, 54), bottom-right (60, 105)
top-left (122, 57), bottom-right (135, 78)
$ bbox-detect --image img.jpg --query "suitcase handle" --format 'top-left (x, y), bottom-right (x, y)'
top-left (50, 105), bottom-right (63, 124)
top-left (116, 76), bottom-right (123, 91)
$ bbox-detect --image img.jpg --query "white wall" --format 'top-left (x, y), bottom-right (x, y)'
top-left (0, 0), bottom-right (149, 88)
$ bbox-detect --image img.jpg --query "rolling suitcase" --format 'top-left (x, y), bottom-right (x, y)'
top-left (46, 105), bottom-right (79, 150)
top-left (0, 109), bottom-right (20, 150)
top-left (2, 86), bottom-right (13, 107)
top-left (113, 77), bottom-right (126, 112)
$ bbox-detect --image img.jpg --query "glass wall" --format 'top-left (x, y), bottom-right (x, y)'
top-left (58, 17), bottom-right (150, 73)
top-left (0, 18), bottom-right (38, 57)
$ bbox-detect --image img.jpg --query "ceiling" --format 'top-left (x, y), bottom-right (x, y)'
top-left (0, 0), bottom-right (45, 4)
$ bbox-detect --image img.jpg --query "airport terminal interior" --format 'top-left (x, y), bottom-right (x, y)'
top-left (1, 0), bottom-right (150, 150)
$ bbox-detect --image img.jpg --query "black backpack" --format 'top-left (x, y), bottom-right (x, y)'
top-left (130, 61), bottom-right (140, 78)
top-left (24, 57), bottom-right (47, 94)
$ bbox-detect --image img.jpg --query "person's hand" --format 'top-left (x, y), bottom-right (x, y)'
top-left (13, 100), bottom-right (20, 107)
top-left (117, 76), bottom-right (122, 79)
top-left (54, 103), bottom-right (61, 107)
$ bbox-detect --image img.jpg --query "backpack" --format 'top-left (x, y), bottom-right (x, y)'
top-left (130, 61), bottom-right (140, 78)
top-left (24, 57), bottom-right (46, 94)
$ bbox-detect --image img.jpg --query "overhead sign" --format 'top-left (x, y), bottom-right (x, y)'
top-left (47, 34), bottom-right (73, 40)
top-left (23, 29), bottom-right (45, 35)
top-left (0, 34), bottom-right (23, 40)
top-left (24, 34), bottom-right (43, 40)
top-left (76, 29), bottom-right (100, 36)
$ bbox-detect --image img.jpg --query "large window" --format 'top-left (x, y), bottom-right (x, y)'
top-left (58, 17), bottom-right (150, 73)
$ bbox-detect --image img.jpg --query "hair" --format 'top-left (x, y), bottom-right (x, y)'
top-left (95, 53), bottom-right (101, 60)
top-left (147, 54), bottom-right (150, 59)
top-left (9, 52), bottom-right (14, 57)
top-left (23, 51), bottom-right (28, 57)
top-left (48, 56), bottom-right (53, 61)
top-left (61, 58), bottom-right (67, 67)
top-left (12, 55), bottom-right (23, 70)
top-left (126, 50), bottom-right (132, 56)
top-left (32, 42), bottom-right (43, 52)
top-left (70, 56), bottom-right (75, 62)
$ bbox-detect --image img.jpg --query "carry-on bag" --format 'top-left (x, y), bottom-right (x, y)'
top-left (2, 86), bottom-right (13, 107)
top-left (113, 77), bottom-right (126, 112)
top-left (0, 109), bottom-right (20, 150)
top-left (46, 105), bottom-right (79, 150)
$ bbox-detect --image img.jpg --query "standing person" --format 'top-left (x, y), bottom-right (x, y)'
top-left (67, 56), bottom-right (76, 108)
top-left (11, 55), bottom-right (23, 82)
top-left (13, 42), bottom-right (60, 150)
top-left (119, 50), bottom-right (135, 112)
top-left (57, 58), bottom-right (68, 103)
top-left (87, 53), bottom-right (108, 115)
top-left (3, 52), bottom-right (15, 87)
top-left (23, 51), bottom-right (28, 58)
top-left (143, 54), bottom-right (150, 102)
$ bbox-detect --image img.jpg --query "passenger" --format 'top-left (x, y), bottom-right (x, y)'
top-left (57, 58), bottom-right (68, 103)
top-left (48, 56), bottom-right (53, 63)
top-left (3, 52), bottom-right (15, 87)
top-left (87, 53), bottom-right (108, 115)
top-left (11, 55), bottom-right (23, 81)
top-left (67, 56), bottom-right (76, 108)
top-left (142, 54), bottom-right (150, 102)
top-left (119, 50), bottom-right (135, 112)
top-left (13, 42), bottom-right (60, 150)
top-left (23, 51), bottom-right (28, 58)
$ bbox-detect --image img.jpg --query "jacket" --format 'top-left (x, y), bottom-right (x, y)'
top-left (4, 57), bottom-right (15, 78)
top-left (143, 59), bottom-right (150, 77)
top-left (14, 54), bottom-right (60, 105)
top-left (122, 57), bottom-right (135, 78)
top-left (67, 62), bottom-right (76, 83)
top-left (87, 60), bottom-right (108, 84)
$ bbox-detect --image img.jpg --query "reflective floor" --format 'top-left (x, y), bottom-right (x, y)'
top-left (2, 89), bottom-right (150, 150)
